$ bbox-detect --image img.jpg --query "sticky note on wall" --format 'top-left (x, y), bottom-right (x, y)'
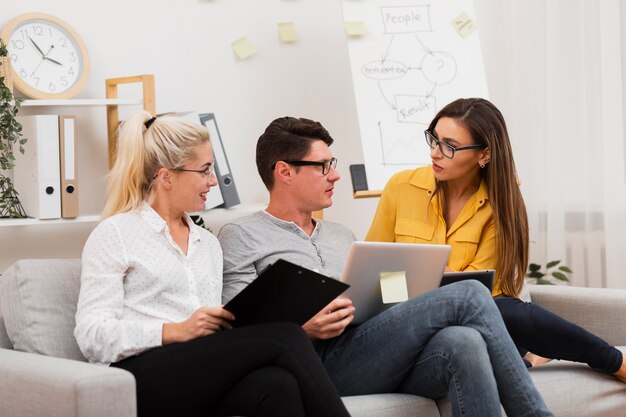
top-left (345, 21), bottom-right (367, 37)
top-left (380, 271), bottom-right (409, 304)
top-left (278, 22), bottom-right (299, 43)
top-left (231, 36), bottom-right (257, 60)
top-left (450, 12), bottom-right (477, 38)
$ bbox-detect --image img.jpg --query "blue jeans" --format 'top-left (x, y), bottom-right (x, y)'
top-left (314, 280), bottom-right (553, 417)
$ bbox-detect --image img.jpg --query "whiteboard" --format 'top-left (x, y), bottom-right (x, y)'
top-left (342, 0), bottom-right (488, 190)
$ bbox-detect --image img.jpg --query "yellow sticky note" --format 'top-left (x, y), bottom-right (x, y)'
top-left (450, 12), bottom-right (477, 39)
top-left (380, 271), bottom-right (409, 304)
top-left (231, 36), bottom-right (257, 60)
top-left (278, 22), bottom-right (299, 43)
top-left (345, 21), bottom-right (367, 37)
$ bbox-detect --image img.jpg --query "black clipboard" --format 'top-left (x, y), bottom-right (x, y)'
top-left (224, 259), bottom-right (350, 328)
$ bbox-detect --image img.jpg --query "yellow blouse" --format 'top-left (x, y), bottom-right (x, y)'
top-left (365, 166), bottom-right (502, 295)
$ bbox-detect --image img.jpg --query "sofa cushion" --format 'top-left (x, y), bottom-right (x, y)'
top-left (0, 316), bottom-right (11, 349)
top-left (528, 348), bottom-right (626, 417)
top-left (342, 393), bottom-right (440, 417)
top-left (0, 259), bottom-right (85, 361)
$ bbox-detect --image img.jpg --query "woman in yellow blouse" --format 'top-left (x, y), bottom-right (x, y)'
top-left (366, 98), bottom-right (626, 382)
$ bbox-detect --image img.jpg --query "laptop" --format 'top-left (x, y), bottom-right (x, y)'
top-left (340, 241), bottom-right (451, 324)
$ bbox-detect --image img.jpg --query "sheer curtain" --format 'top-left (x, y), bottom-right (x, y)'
top-left (481, 0), bottom-right (626, 288)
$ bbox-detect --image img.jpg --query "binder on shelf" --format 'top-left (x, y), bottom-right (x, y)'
top-left (58, 115), bottom-right (79, 218)
top-left (199, 113), bottom-right (240, 208)
top-left (14, 115), bottom-right (62, 219)
top-left (175, 111), bottom-right (225, 210)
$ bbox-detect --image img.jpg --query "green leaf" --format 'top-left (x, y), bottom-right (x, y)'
top-left (528, 263), bottom-right (541, 272)
top-left (552, 272), bottom-right (569, 281)
top-left (527, 271), bottom-right (545, 278)
top-left (558, 266), bottom-right (573, 273)
top-left (546, 260), bottom-right (561, 269)
top-left (537, 278), bottom-right (554, 285)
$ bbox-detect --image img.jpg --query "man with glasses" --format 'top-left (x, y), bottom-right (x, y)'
top-left (217, 116), bottom-right (553, 417)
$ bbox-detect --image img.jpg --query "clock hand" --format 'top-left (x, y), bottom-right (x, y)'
top-left (30, 59), bottom-right (44, 77)
top-left (29, 37), bottom-right (46, 57)
top-left (45, 56), bottom-right (63, 66)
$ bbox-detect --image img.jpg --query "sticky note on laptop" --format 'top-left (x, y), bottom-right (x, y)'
top-left (380, 271), bottom-right (409, 304)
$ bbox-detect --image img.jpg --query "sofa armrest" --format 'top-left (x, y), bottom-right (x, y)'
top-left (0, 348), bottom-right (136, 417)
top-left (529, 285), bottom-right (626, 346)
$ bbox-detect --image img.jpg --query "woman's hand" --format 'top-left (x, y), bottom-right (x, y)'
top-left (162, 306), bottom-right (235, 345)
top-left (302, 298), bottom-right (355, 340)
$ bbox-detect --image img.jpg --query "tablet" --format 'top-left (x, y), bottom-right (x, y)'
top-left (440, 270), bottom-right (495, 291)
top-left (340, 241), bottom-right (451, 324)
top-left (224, 259), bottom-right (349, 328)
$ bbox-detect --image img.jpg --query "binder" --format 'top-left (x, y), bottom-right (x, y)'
top-left (175, 111), bottom-right (225, 210)
top-left (14, 115), bottom-right (62, 219)
top-left (58, 115), bottom-right (79, 218)
top-left (199, 113), bottom-right (240, 208)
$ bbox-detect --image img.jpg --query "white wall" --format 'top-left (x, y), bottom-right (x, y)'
top-left (1, 0), bottom-right (510, 270)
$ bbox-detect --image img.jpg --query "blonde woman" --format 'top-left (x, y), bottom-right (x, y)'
top-left (367, 98), bottom-right (626, 382)
top-left (74, 112), bottom-right (351, 417)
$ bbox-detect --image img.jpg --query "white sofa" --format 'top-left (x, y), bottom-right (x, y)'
top-left (1, 259), bottom-right (625, 417)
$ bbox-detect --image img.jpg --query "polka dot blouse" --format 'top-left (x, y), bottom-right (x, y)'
top-left (74, 203), bottom-right (223, 365)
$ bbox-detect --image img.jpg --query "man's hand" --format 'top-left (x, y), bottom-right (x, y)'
top-left (162, 306), bottom-right (235, 345)
top-left (302, 298), bottom-right (355, 340)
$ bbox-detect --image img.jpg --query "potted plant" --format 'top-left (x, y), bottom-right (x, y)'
top-left (526, 260), bottom-right (572, 285)
top-left (0, 38), bottom-right (27, 218)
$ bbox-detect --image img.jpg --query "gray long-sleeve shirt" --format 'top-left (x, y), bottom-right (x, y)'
top-left (217, 210), bottom-right (356, 303)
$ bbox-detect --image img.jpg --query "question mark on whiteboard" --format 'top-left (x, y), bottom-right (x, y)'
top-left (436, 59), bottom-right (444, 73)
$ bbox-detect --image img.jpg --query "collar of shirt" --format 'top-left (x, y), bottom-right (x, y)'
top-left (407, 166), bottom-right (489, 236)
top-left (261, 210), bottom-right (321, 240)
top-left (138, 202), bottom-right (202, 243)
top-left (407, 166), bottom-right (489, 206)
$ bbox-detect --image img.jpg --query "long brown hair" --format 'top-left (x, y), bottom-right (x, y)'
top-left (428, 98), bottom-right (528, 297)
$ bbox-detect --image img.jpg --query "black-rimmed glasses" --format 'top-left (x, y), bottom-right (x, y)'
top-left (172, 164), bottom-right (215, 178)
top-left (424, 130), bottom-right (486, 159)
top-left (281, 157), bottom-right (338, 175)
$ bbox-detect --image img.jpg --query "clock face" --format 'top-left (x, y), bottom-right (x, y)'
top-left (2, 13), bottom-right (89, 99)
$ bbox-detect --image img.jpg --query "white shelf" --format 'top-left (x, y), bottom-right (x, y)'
top-left (21, 98), bottom-right (143, 107)
top-left (0, 215), bottom-right (100, 227)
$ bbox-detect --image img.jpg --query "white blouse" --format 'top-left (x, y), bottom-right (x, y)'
top-left (74, 203), bottom-right (223, 365)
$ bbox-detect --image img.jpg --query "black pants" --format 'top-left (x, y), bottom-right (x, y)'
top-left (112, 322), bottom-right (350, 417)
top-left (495, 296), bottom-right (622, 373)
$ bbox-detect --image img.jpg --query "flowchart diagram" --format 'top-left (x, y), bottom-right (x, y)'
top-left (342, 0), bottom-right (488, 190)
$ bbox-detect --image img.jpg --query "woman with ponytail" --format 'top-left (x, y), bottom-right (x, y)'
top-left (366, 98), bottom-right (626, 382)
top-left (75, 112), bottom-right (351, 417)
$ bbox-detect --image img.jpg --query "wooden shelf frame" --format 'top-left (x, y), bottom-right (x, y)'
top-left (105, 74), bottom-right (156, 168)
top-left (353, 190), bottom-right (383, 199)
top-left (21, 98), bottom-right (143, 107)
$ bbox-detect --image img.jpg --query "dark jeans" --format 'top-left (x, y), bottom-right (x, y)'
top-left (495, 296), bottom-right (622, 373)
top-left (112, 322), bottom-right (350, 417)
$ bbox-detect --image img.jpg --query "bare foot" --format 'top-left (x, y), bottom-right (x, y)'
top-left (524, 352), bottom-right (553, 368)
top-left (614, 357), bottom-right (626, 383)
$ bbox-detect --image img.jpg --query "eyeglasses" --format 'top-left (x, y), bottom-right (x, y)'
top-left (424, 130), bottom-right (486, 159)
top-left (281, 157), bottom-right (338, 175)
top-left (172, 164), bottom-right (215, 178)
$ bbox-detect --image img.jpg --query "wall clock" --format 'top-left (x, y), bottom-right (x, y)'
top-left (1, 12), bottom-right (90, 99)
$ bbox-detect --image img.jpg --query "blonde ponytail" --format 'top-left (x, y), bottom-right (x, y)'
top-left (101, 112), bottom-right (210, 219)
